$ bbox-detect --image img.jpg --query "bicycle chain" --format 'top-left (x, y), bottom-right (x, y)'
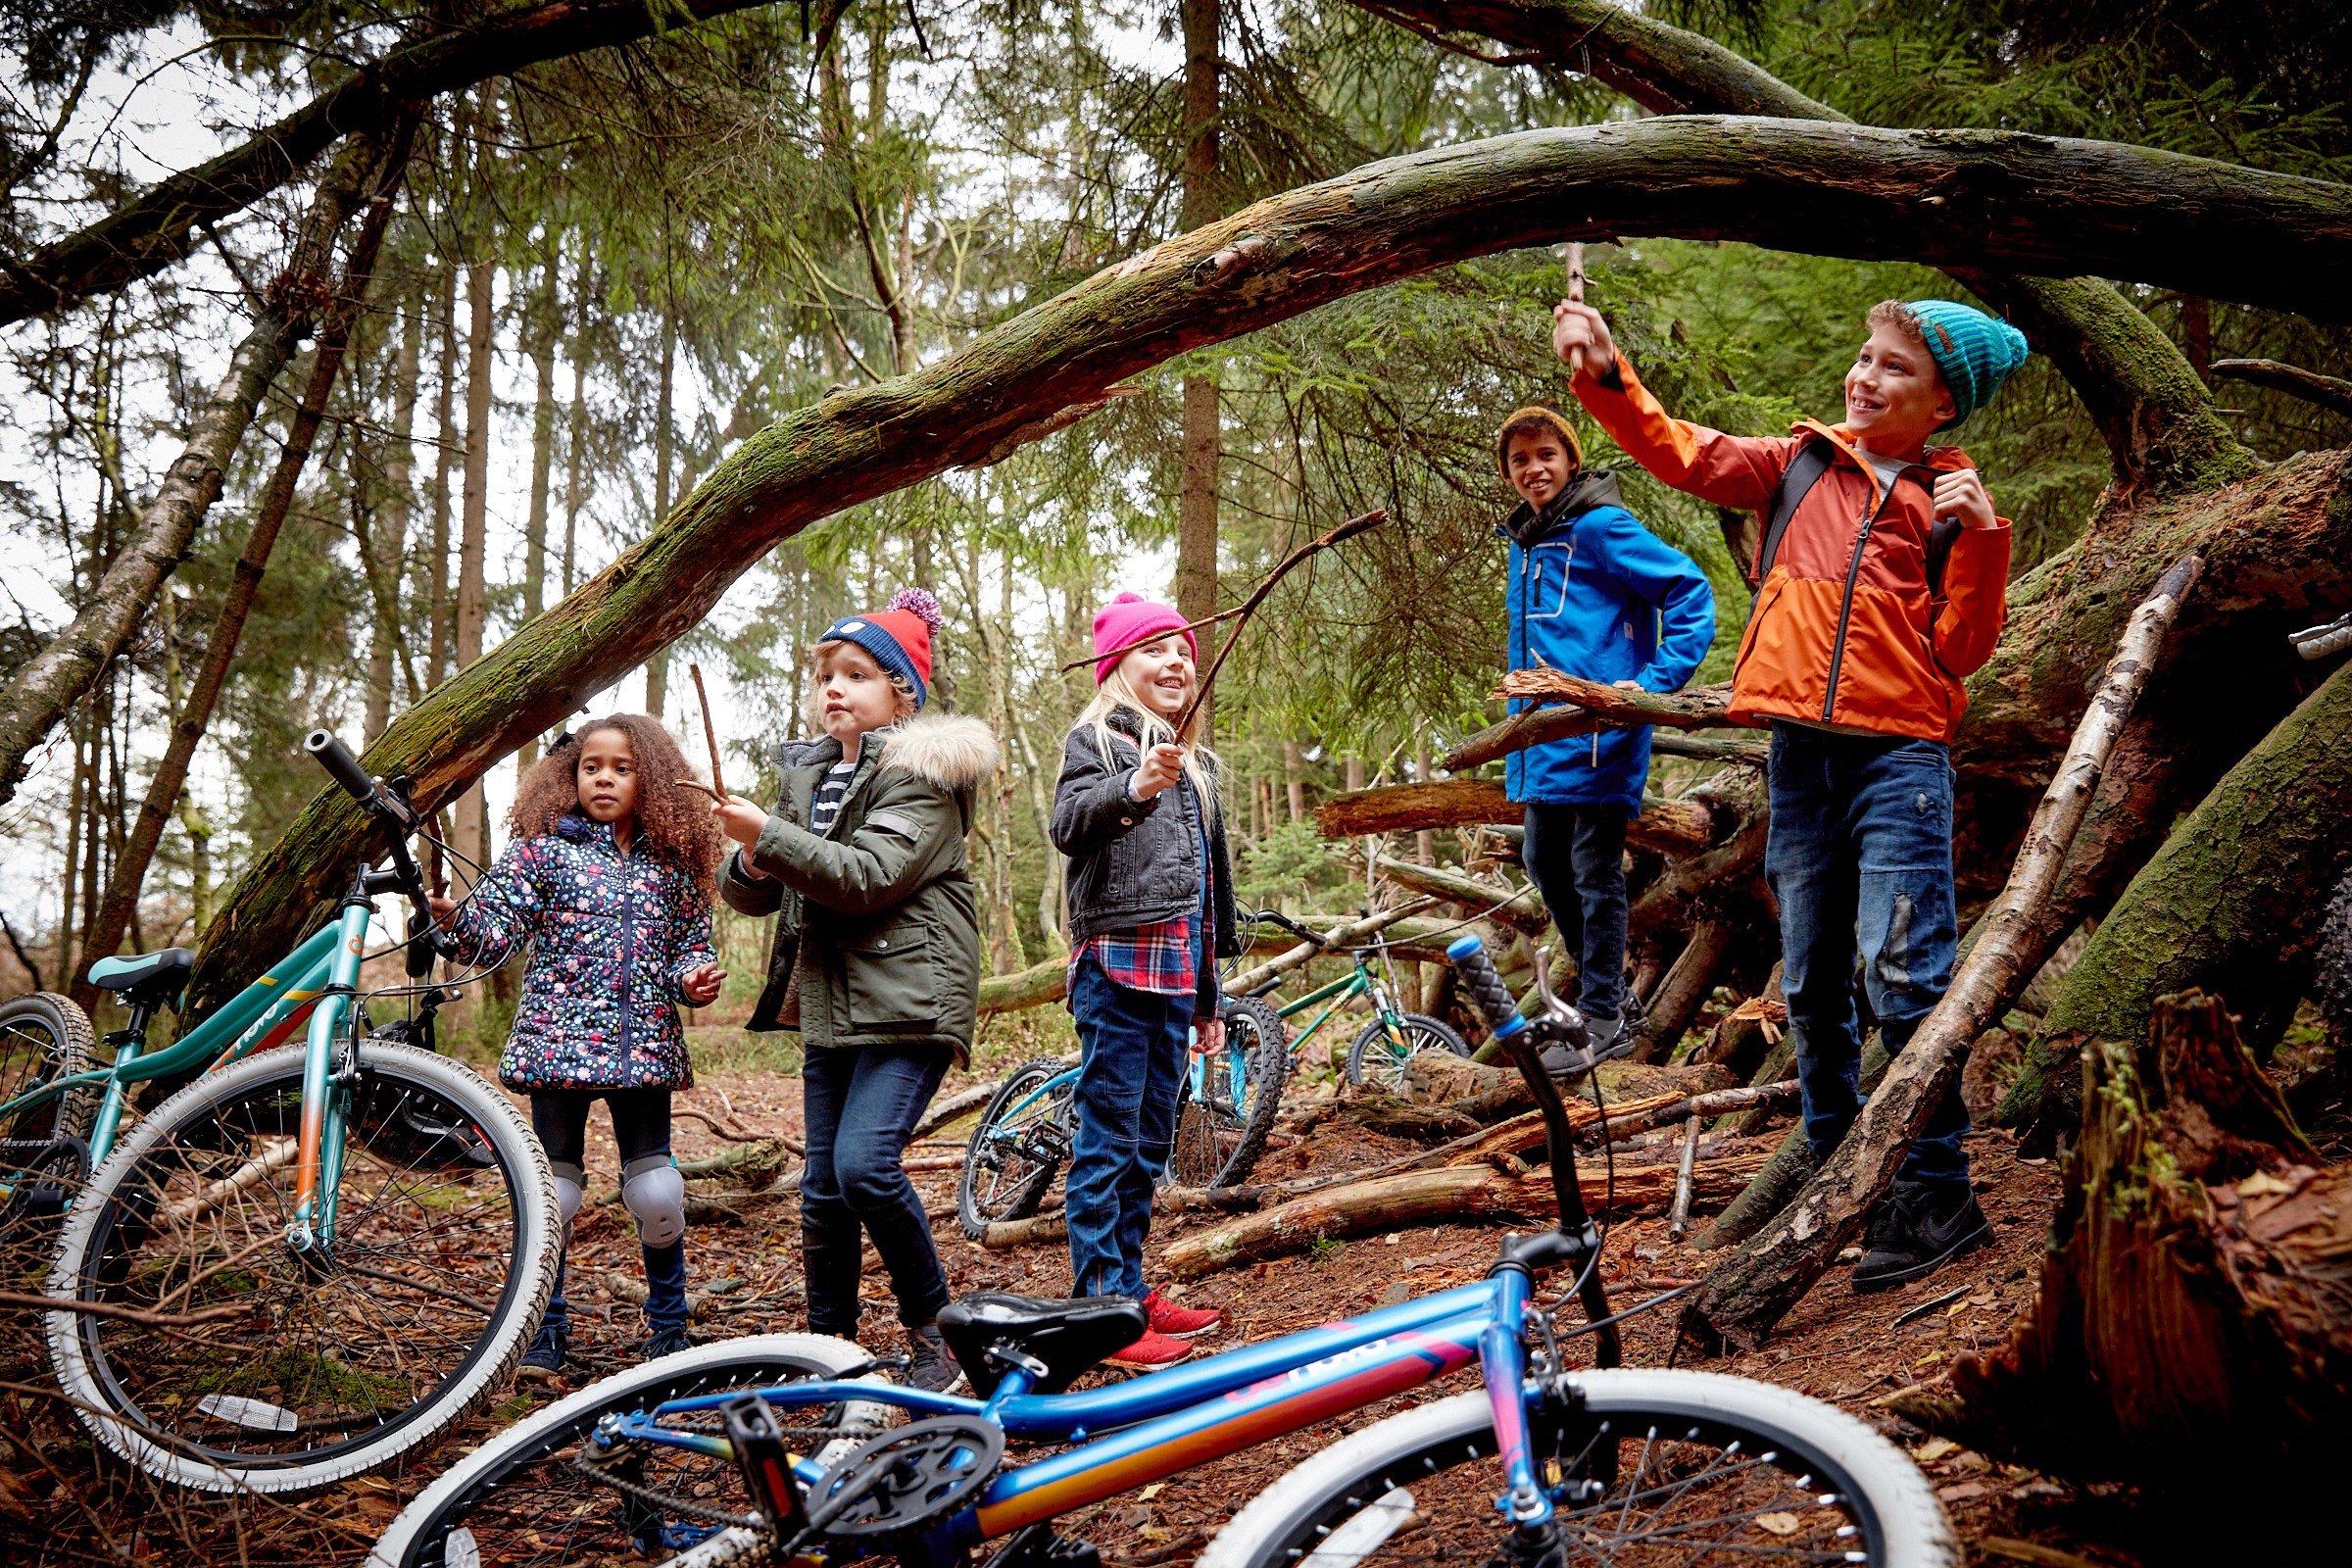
top-left (565, 1422), bottom-right (888, 1532)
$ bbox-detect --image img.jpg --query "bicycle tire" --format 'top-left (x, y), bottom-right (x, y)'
top-left (368, 1334), bottom-right (891, 1568)
top-left (2317, 866), bottom-right (2352, 1042)
top-left (0, 991), bottom-right (98, 1151)
top-left (1344, 1010), bottom-right (1470, 1091)
top-left (1204, 996), bottom-right (1292, 1190)
top-left (46, 1039), bottom-right (559, 1493)
top-left (958, 1057), bottom-right (1076, 1241)
top-left (1198, 1369), bottom-right (1956, 1568)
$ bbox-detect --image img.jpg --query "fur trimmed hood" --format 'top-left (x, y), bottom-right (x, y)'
top-left (877, 711), bottom-right (1001, 792)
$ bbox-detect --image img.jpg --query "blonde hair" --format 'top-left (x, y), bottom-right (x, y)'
top-left (1078, 665), bottom-right (1217, 801)
top-left (805, 640), bottom-right (920, 737)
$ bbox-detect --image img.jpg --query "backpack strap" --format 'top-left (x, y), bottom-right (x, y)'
top-left (1924, 514), bottom-right (1963, 597)
top-left (1753, 441), bottom-right (1835, 586)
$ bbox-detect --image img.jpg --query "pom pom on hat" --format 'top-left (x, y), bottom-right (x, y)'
top-left (820, 588), bottom-right (940, 709)
top-left (1091, 592), bottom-right (1195, 685)
top-left (1905, 300), bottom-right (2031, 429)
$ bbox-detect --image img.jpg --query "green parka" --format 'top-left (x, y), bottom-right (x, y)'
top-left (719, 711), bottom-right (1001, 1068)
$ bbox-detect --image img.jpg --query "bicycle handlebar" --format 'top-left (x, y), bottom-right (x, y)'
top-left (305, 730), bottom-right (379, 805)
top-left (305, 730), bottom-right (448, 974)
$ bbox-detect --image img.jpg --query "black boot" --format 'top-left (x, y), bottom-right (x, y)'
top-left (905, 1320), bottom-right (966, 1396)
top-left (1851, 1182), bottom-right (1992, 1293)
top-left (518, 1251), bottom-right (570, 1378)
top-left (638, 1241), bottom-right (693, 1360)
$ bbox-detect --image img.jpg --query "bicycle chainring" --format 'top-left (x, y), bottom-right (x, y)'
top-left (807, 1415), bottom-right (1005, 1539)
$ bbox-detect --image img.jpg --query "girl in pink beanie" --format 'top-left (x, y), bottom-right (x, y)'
top-left (1047, 594), bottom-right (1239, 1367)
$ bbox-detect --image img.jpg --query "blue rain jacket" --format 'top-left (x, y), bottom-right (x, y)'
top-left (1502, 471), bottom-right (1717, 810)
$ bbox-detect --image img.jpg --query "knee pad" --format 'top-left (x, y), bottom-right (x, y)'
top-left (551, 1163), bottom-right (585, 1245)
top-left (621, 1155), bottom-right (687, 1249)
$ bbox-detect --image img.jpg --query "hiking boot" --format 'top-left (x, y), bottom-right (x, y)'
top-left (905, 1320), bottom-right (968, 1396)
top-left (1105, 1328), bottom-right (1195, 1370)
top-left (1540, 1011), bottom-right (1625, 1078)
top-left (639, 1326), bottom-right (696, 1362)
top-left (1144, 1287), bottom-right (1223, 1340)
top-left (516, 1318), bottom-right (568, 1380)
top-left (1851, 1182), bottom-right (1992, 1294)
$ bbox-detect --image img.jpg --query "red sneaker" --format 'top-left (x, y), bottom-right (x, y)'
top-left (1145, 1287), bottom-right (1224, 1340)
top-left (1106, 1328), bottom-right (1195, 1370)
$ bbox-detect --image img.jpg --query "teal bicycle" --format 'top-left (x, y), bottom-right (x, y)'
top-left (3, 731), bottom-right (558, 1494)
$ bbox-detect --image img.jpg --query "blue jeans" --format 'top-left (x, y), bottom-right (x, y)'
top-left (801, 1044), bottom-right (953, 1338)
top-left (1521, 802), bottom-right (1630, 1020)
top-left (1065, 956), bottom-right (1190, 1300)
top-left (1765, 723), bottom-right (1969, 1193)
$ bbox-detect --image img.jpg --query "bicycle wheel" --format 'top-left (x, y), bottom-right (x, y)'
top-left (1345, 1011), bottom-right (1470, 1092)
top-left (368, 1334), bottom-right (892, 1568)
top-left (0, 992), bottom-right (97, 1279)
top-left (958, 1058), bottom-right (1077, 1241)
top-left (47, 1039), bottom-right (559, 1493)
top-left (1199, 1369), bottom-right (1955, 1568)
top-left (1169, 998), bottom-right (1292, 1190)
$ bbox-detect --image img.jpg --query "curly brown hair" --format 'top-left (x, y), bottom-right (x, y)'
top-left (508, 713), bottom-right (724, 885)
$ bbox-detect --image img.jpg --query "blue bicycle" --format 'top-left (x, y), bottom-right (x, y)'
top-left (372, 938), bottom-right (1951, 1568)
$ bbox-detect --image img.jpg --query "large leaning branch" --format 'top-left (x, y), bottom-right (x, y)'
top-left (0, 0), bottom-right (782, 327)
top-left (1347, 0), bottom-right (2256, 494)
top-left (1679, 554), bottom-right (2204, 1355)
top-left (188, 118), bottom-right (2352, 1009)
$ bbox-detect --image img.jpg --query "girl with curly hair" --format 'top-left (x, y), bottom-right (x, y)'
top-left (432, 712), bottom-right (726, 1375)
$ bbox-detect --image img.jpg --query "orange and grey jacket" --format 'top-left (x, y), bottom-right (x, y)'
top-left (1571, 353), bottom-right (2009, 743)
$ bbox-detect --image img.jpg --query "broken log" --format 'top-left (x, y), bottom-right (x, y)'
top-left (1649, 730), bottom-right (1771, 767)
top-left (2209, 357), bottom-right (2352, 420)
top-left (1444, 1083), bottom-right (1795, 1172)
top-left (1680, 556), bottom-right (2201, 1352)
top-left (1892, 993), bottom-right (2347, 1543)
top-left (979, 956), bottom-right (1071, 1015)
top-left (1693, 967), bottom-right (1785, 1079)
top-left (1314, 778), bottom-right (1711, 857)
top-left (1163, 1152), bottom-right (1770, 1278)
top-left (1443, 683), bottom-right (1734, 773)
top-left (2001, 647), bottom-right (2352, 1143)
top-left (1630, 916), bottom-right (1733, 1062)
top-left (1368, 852), bottom-right (1550, 935)
top-left (1219, 898), bottom-right (1442, 995)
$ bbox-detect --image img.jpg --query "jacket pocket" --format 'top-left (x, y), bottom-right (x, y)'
top-left (843, 920), bottom-right (939, 1030)
top-left (1732, 574), bottom-right (1786, 683)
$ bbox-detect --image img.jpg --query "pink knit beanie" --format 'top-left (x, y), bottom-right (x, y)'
top-left (1091, 593), bottom-right (1196, 684)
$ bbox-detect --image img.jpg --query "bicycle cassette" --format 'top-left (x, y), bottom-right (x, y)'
top-left (808, 1415), bottom-right (1005, 1539)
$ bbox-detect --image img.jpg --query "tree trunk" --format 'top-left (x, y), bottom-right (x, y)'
top-left (183, 119), bottom-right (2352, 1010)
top-left (2000, 649), bottom-right (2352, 1143)
top-left (646, 301), bottom-right (678, 722)
top-left (517, 239), bottom-right (559, 773)
top-left (366, 280), bottom-right (425, 745)
top-left (1176, 0), bottom-right (1222, 735)
top-left (0, 0), bottom-right (782, 329)
top-left (70, 126), bottom-right (413, 1004)
top-left (1634, 916), bottom-right (1731, 1062)
top-left (562, 244), bottom-right (592, 597)
top-left (1679, 557), bottom-right (2203, 1353)
top-left (0, 138), bottom-right (382, 807)
top-left (453, 92), bottom-right (497, 886)
top-left (1346, 0), bottom-right (2257, 495)
top-left (1320, 777), bottom-right (1713, 858)
top-left (1892, 993), bottom-right (2347, 1548)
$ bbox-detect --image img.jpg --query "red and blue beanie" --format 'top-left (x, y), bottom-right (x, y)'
top-left (820, 588), bottom-right (943, 709)
top-left (1092, 593), bottom-right (1196, 685)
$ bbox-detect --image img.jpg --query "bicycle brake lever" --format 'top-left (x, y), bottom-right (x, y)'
top-left (1528, 946), bottom-right (1588, 1044)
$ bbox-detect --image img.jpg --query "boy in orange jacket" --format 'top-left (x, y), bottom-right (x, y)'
top-left (1551, 295), bottom-right (2028, 1291)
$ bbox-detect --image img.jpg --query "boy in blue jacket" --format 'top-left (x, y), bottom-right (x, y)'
top-left (1496, 407), bottom-right (1715, 1067)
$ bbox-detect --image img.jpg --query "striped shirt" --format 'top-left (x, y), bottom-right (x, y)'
top-left (808, 760), bottom-right (858, 837)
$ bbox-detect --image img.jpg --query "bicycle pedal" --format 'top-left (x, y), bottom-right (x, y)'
top-left (993, 1522), bottom-right (1102, 1568)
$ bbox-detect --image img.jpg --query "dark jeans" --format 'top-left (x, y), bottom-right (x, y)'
top-left (1065, 956), bottom-right (1189, 1301)
top-left (801, 1043), bottom-right (953, 1339)
top-left (1521, 802), bottom-right (1631, 1021)
top-left (530, 1089), bottom-right (674, 1183)
top-left (1765, 723), bottom-right (1969, 1193)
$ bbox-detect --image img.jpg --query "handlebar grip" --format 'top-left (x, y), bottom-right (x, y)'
top-left (305, 730), bottom-right (377, 804)
top-left (1446, 935), bottom-right (1527, 1043)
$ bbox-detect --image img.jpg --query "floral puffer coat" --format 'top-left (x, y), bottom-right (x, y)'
top-left (444, 812), bottom-right (717, 1092)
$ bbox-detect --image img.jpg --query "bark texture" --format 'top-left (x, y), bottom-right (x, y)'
top-left (0, 0), bottom-right (780, 326)
top-left (1314, 777), bottom-right (1711, 857)
top-left (187, 118), bottom-right (2352, 1009)
top-left (1896, 994), bottom-right (2347, 1543)
top-left (0, 138), bottom-right (382, 808)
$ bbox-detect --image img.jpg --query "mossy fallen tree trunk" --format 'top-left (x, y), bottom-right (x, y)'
top-left (1314, 777), bottom-right (1712, 856)
top-left (192, 122), bottom-right (2352, 1013)
top-left (1998, 649), bottom-right (2352, 1143)
top-left (1894, 993), bottom-right (2347, 1544)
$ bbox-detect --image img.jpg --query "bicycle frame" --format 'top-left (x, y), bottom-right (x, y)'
top-left (614, 1261), bottom-right (1560, 1556)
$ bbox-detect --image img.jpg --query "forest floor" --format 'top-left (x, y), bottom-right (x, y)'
top-left (0, 1043), bottom-right (2178, 1568)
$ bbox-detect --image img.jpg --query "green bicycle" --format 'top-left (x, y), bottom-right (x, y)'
top-left (1, 731), bottom-right (558, 1494)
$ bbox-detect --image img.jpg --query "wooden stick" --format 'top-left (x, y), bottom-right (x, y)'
top-left (1056, 605), bottom-right (1250, 672)
top-left (1172, 509), bottom-right (1386, 734)
top-left (1668, 1116), bottom-right (1699, 1241)
top-left (1563, 240), bottom-right (1587, 376)
top-left (674, 778), bottom-right (725, 803)
top-left (690, 661), bottom-right (726, 800)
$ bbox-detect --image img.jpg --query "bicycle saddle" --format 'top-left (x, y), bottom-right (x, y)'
top-left (87, 948), bottom-right (193, 1008)
top-left (935, 1292), bottom-right (1149, 1396)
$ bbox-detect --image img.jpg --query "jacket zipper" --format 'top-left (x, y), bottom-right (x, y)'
top-left (1820, 470), bottom-right (1906, 722)
top-left (616, 832), bottom-right (636, 1070)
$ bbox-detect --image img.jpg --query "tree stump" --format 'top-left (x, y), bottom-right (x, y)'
top-left (1894, 992), bottom-right (2348, 1543)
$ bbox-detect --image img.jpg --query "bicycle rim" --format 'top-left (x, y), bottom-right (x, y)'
top-left (368, 1335), bottom-right (892, 1568)
top-left (958, 1060), bottom-right (1073, 1239)
top-left (1346, 1014), bottom-right (1463, 1093)
top-left (47, 1041), bottom-right (557, 1492)
top-left (0, 992), bottom-right (96, 1153)
top-left (1200, 1372), bottom-right (1955, 1568)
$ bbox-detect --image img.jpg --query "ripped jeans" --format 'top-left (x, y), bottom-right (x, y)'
top-left (1765, 723), bottom-right (1969, 1194)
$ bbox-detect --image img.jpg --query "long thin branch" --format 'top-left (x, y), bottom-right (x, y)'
top-left (2210, 358), bottom-right (2352, 419)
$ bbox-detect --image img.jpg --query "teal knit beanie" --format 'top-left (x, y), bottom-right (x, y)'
top-left (1906, 300), bottom-right (2030, 429)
